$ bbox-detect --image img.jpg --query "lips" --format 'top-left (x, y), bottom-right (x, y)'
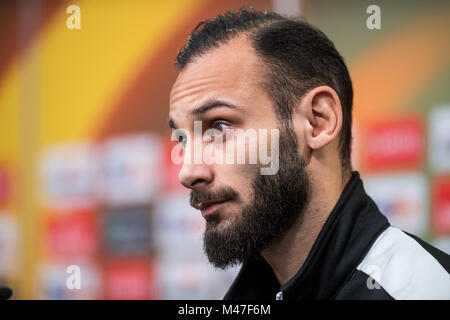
top-left (197, 199), bottom-right (230, 217)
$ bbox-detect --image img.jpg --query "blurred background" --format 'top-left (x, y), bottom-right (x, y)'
top-left (0, 0), bottom-right (449, 299)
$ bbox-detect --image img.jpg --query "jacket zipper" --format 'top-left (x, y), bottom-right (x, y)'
top-left (275, 291), bottom-right (283, 300)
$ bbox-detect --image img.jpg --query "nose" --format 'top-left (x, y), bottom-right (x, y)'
top-left (178, 160), bottom-right (214, 189)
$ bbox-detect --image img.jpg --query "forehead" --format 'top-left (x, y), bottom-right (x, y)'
top-left (169, 35), bottom-right (265, 114)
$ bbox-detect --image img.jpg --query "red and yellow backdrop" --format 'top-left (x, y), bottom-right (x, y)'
top-left (0, 0), bottom-right (449, 299)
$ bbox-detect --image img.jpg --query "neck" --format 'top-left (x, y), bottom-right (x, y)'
top-left (260, 166), bottom-right (351, 286)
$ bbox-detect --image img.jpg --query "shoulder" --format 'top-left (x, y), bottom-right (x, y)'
top-left (336, 226), bottom-right (450, 300)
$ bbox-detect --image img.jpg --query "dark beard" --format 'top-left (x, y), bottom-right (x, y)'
top-left (190, 125), bottom-right (310, 269)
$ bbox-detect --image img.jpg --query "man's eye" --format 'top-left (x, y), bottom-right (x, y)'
top-left (213, 122), bottom-right (229, 133)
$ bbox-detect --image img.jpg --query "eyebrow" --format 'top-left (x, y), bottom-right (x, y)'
top-left (191, 99), bottom-right (236, 116)
top-left (168, 118), bottom-right (177, 130)
top-left (168, 99), bottom-right (237, 130)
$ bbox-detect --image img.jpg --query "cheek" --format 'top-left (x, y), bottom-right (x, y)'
top-left (215, 162), bottom-right (258, 203)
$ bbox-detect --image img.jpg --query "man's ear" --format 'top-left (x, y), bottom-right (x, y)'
top-left (296, 86), bottom-right (343, 152)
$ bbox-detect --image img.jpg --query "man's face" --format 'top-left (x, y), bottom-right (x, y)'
top-left (169, 36), bottom-right (310, 268)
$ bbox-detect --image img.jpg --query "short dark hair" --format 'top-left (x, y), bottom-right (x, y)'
top-left (175, 8), bottom-right (353, 170)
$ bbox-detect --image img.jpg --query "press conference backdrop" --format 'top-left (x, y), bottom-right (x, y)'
top-left (0, 0), bottom-right (449, 299)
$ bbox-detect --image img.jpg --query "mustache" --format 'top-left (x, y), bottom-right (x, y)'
top-left (190, 186), bottom-right (238, 209)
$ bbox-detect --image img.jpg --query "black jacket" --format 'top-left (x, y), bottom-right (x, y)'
top-left (224, 171), bottom-right (450, 300)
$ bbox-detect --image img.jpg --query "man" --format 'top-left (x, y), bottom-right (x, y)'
top-left (168, 8), bottom-right (450, 299)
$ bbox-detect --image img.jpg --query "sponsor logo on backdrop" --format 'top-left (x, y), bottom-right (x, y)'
top-left (43, 207), bottom-right (98, 258)
top-left (103, 259), bottom-right (156, 300)
top-left (0, 213), bottom-right (18, 276)
top-left (40, 142), bottom-right (95, 206)
top-left (429, 105), bottom-right (450, 173)
top-left (362, 116), bottom-right (424, 171)
top-left (103, 207), bottom-right (152, 256)
top-left (364, 173), bottom-right (428, 236)
top-left (432, 176), bottom-right (450, 235)
top-left (98, 134), bottom-right (162, 206)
